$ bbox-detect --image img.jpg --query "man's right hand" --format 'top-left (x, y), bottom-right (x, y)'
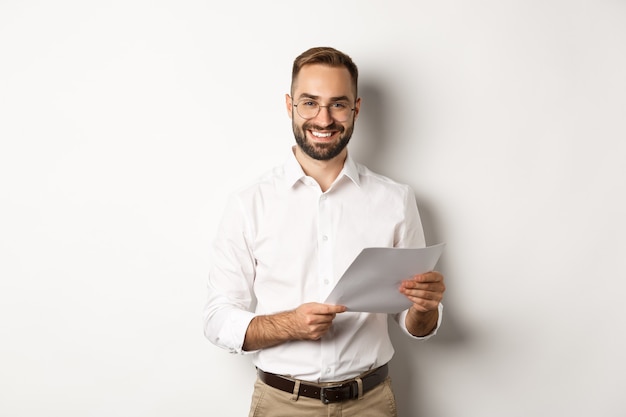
top-left (242, 302), bottom-right (346, 351)
top-left (291, 302), bottom-right (347, 340)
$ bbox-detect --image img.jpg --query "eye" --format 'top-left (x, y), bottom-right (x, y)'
top-left (331, 102), bottom-right (349, 109)
top-left (300, 101), bottom-right (317, 107)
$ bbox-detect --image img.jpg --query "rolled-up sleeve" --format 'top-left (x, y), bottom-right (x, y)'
top-left (203, 195), bottom-right (257, 354)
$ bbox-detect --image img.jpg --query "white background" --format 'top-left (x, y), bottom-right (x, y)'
top-left (1, 1), bottom-right (625, 416)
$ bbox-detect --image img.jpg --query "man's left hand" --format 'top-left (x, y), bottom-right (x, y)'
top-left (399, 271), bottom-right (445, 313)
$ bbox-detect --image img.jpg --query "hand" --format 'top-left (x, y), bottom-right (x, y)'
top-left (399, 271), bottom-right (445, 313)
top-left (290, 302), bottom-right (347, 341)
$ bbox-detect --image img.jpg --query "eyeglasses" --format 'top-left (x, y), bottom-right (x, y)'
top-left (293, 99), bottom-right (355, 122)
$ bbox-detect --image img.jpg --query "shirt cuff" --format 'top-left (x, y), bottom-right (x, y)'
top-left (397, 302), bottom-right (444, 340)
top-left (213, 308), bottom-right (257, 354)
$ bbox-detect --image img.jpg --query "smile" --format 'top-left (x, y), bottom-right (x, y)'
top-left (310, 131), bottom-right (334, 138)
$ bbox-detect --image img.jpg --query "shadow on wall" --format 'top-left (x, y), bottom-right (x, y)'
top-left (355, 80), bottom-right (469, 417)
top-left (349, 81), bottom-right (388, 173)
top-left (388, 255), bottom-right (468, 417)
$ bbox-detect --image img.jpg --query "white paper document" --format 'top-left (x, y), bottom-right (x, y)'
top-left (324, 243), bottom-right (445, 313)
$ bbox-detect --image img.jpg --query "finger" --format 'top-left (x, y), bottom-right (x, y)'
top-left (404, 291), bottom-right (443, 308)
top-left (400, 281), bottom-right (445, 294)
top-left (414, 271), bottom-right (443, 282)
top-left (403, 288), bottom-right (444, 303)
top-left (408, 298), bottom-right (440, 313)
top-left (315, 304), bottom-right (347, 315)
top-left (402, 287), bottom-right (438, 298)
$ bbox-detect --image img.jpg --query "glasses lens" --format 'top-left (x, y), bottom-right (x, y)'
top-left (296, 100), bottom-right (319, 119)
top-left (330, 103), bottom-right (352, 122)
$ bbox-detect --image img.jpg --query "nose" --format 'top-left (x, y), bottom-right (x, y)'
top-left (313, 105), bottom-right (334, 126)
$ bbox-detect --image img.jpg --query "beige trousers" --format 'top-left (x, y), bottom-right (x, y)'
top-left (248, 376), bottom-right (398, 417)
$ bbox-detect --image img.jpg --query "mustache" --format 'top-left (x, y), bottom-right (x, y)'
top-left (302, 121), bottom-right (344, 132)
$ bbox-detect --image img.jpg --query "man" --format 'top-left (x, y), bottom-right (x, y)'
top-left (203, 46), bottom-right (445, 417)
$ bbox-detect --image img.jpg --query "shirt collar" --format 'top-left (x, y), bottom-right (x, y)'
top-left (284, 146), bottom-right (361, 189)
top-left (341, 153), bottom-right (361, 187)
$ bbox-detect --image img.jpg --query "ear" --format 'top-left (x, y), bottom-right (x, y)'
top-left (285, 94), bottom-right (293, 119)
top-left (353, 97), bottom-right (362, 121)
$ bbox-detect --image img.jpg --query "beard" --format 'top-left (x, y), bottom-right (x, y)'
top-left (293, 119), bottom-right (354, 161)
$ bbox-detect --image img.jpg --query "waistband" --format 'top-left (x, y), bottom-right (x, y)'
top-left (257, 364), bottom-right (389, 404)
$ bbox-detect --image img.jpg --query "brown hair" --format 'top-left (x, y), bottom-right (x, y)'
top-left (291, 47), bottom-right (359, 97)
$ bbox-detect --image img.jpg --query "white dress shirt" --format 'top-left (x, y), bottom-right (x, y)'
top-left (203, 147), bottom-right (442, 382)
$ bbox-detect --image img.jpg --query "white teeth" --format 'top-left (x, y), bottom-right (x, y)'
top-left (311, 131), bottom-right (333, 138)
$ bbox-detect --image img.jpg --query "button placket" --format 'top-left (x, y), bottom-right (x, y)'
top-left (318, 192), bottom-right (336, 382)
top-left (317, 192), bottom-right (333, 294)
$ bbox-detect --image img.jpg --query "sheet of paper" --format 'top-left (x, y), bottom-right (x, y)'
top-left (324, 243), bottom-right (445, 313)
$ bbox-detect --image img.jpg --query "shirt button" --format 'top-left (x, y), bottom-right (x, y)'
top-left (323, 279), bottom-right (329, 285)
top-left (322, 235), bottom-right (328, 241)
top-left (325, 368), bottom-right (331, 374)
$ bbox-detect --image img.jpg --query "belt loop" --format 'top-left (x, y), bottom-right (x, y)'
top-left (291, 379), bottom-right (301, 401)
top-left (355, 377), bottom-right (364, 400)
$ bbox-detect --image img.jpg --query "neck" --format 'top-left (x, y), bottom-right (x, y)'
top-left (294, 146), bottom-right (347, 192)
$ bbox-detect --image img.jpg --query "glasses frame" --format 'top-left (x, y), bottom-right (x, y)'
top-left (292, 98), bottom-right (356, 122)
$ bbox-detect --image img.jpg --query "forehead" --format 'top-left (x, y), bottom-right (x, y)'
top-left (292, 64), bottom-right (355, 100)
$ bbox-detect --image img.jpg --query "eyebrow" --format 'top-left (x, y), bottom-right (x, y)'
top-left (297, 93), bottom-right (352, 102)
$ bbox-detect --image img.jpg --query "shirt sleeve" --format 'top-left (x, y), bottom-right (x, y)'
top-left (203, 194), bottom-right (257, 354)
top-left (391, 185), bottom-right (444, 339)
top-left (395, 185), bottom-right (426, 249)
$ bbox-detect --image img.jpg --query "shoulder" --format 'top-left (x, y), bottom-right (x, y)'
top-left (228, 164), bottom-right (287, 207)
top-left (355, 161), bottom-right (414, 197)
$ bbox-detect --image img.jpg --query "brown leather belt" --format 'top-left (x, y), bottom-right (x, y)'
top-left (257, 364), bottom-right (388, 404)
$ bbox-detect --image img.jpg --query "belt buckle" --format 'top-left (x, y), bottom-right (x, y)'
top-left (320, 384), bottom-right (347, 404)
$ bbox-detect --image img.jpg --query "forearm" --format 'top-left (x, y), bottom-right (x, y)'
top-left (405, 307), bottom-right (439, 337)
top-left (242, 311), bottom-right (297, 351)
